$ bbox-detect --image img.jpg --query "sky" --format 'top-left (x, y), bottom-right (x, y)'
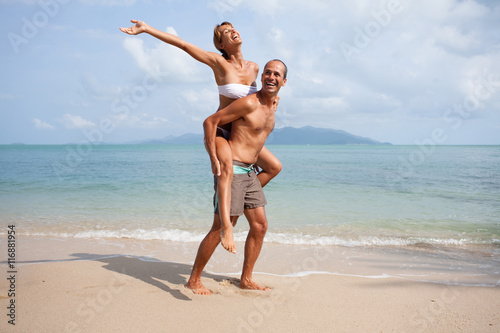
top-left (1, 0), bottom-right (499, 145)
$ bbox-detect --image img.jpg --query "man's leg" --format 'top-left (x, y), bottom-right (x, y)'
top-left (185, 214), bottom-right (223, 295)
top-left (240, 206), bottom-right (270, 290)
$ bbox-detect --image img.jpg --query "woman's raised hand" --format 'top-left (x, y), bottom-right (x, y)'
top-left (119, 19), bottom-right (147, 35)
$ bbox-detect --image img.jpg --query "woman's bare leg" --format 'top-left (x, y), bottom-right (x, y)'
top-left (256, 146), bottom-right (282, 187)
top-left (215, 137), bottom-right (236, 254)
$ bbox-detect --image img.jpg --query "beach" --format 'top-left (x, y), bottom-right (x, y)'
top-left (1, 236), bottom-right (499, 333)
top-left (1, 144), bottom-right (499, 331)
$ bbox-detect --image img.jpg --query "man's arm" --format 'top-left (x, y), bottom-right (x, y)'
top-left (203, 97), bottom-right (256, 175)
top-left (120, 20), bottom-right (220, 68)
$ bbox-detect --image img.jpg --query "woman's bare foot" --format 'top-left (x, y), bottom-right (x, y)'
top-left (220, 229), bottom-right (236, 254)
top-left (185, 281), bottom-right (213, 295)
top-left (239, 279), bottom-right (271, 291)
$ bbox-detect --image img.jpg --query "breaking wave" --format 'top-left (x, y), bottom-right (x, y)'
top-left (19, 229), bottom-right (499, 248)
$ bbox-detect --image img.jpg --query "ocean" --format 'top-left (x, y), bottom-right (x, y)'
top-left (1, 144), bottom-right (499, 286)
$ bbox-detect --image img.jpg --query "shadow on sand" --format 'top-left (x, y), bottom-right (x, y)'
top-left (69, 253), bottom-right (232, 301)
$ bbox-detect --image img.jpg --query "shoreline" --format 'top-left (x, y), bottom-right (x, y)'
top-left (1, 255), bottom-right (499, 332)
top-left (5, 235), bottom-right (500, 287)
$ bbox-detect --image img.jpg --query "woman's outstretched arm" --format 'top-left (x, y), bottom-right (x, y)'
top-left (120, 19), bottom-right (220, 68)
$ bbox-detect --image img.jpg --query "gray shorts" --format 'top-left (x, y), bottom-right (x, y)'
top-left (214, 161), bottom-right (267, 216)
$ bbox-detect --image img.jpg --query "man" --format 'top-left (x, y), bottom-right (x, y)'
top-left (185, 60), bottom-right (287, 295)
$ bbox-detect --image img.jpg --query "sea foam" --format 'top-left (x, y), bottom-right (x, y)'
top-left (17, 229), bottom-right (498, 248)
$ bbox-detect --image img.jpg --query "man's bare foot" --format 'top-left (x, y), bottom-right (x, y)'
top-left (185, 281), bottom-right (213, 295)
top-left (220, 229), bottom-right (237, 254)
top-left (239, 279), bottom-right (271, 291)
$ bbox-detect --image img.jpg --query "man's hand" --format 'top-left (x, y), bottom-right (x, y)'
top-left (210, 157), bottom-right (221, 177)
top-left (120, 19), bottom-right (147, 35)
top-left (271, 96), bottom-right (280, 112)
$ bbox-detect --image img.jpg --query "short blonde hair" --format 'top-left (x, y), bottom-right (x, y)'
top-left (213, 21), bottom-right (233, 59)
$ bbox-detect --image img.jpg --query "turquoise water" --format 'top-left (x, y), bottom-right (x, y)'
top-left (0, 144), bottom-right (499, 245)
top-left (1, 144), bottom-right (499, 284)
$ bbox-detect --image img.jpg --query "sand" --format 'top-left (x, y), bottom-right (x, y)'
top-left (1, 237), bottom-right (499, 332)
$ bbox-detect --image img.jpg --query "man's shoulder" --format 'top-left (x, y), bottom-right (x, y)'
top-left (231, 91), bottom-right (260, 113)
top-left (244, 90), bottom-right (261, 103)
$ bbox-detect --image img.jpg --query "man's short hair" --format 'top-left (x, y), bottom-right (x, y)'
top-left (266, 59), bottom-right (288, 79)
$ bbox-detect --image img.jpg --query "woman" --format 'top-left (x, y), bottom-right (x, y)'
top-left (120, 20), bottom-right (281, 254)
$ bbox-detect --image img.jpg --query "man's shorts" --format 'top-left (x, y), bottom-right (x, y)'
top-left (214, 161), bottom-right (267, 216)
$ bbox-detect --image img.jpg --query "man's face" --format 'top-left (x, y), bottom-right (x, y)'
top-left (261, 61), bottom-right (287, 94)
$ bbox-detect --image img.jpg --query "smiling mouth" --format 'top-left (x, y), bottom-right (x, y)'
top-left (233, 34), bottom-right (239, 40)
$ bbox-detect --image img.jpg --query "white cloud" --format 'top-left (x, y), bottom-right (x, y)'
top-left (209, 0), bottom-right (244, 16)
top-left (33, 118), bottom-right (55, 130)
top-left (239, 0), bottom-right (499, 143)
top-left (0, 0), bottom-right (37, 4)
top-left (79, 72), bottom-right (122, 101)
top-left (108, 113), bottom-right (169, 129)
top-left (448, 0), bottom-right (489, 19)
top-left (0, 93), bottom-right (16, 100)
top-left (434, 25), bottom-right (481, 54)
top-left (2, 0), bottom-right (499, 144)
top-left (78, 0), bottom-right (136, 6)
top-left (2, 0), bottom-right (135, 4)
top-left (178, 88), bottom-right (218, 118)
top-left (77, 28), bottom-right (121, 41)
top-left (61, 114), bottom-right (96, 129)
top-left (122, 28), bottom-right (206, 83)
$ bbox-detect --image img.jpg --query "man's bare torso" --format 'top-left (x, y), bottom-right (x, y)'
top-left (228, 92), bottom-right (275, 164)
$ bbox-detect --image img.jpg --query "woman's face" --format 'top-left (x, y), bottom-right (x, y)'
top-left (218, 24), bottom-right (242, 49)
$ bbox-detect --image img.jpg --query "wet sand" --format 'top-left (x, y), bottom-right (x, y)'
top-left (1, 236), bottom-right (499, 332)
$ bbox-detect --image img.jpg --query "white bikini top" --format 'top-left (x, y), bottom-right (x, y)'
top-left (218, 83), bottom-right (258, 99)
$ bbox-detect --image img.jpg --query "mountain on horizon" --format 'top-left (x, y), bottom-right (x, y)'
top-left (266, 126), bottom-right (390, 145)
top-left (135, 126), bottom-right (391, 145)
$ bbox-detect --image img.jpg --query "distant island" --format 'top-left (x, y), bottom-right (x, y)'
top-left (134, 126), bottom-right (391, 145)
top-left (267, 126), bottom-right (391, 145)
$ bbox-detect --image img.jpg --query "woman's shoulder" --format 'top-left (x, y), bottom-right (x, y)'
top-left (246, 60), bottom-right (259, 70)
